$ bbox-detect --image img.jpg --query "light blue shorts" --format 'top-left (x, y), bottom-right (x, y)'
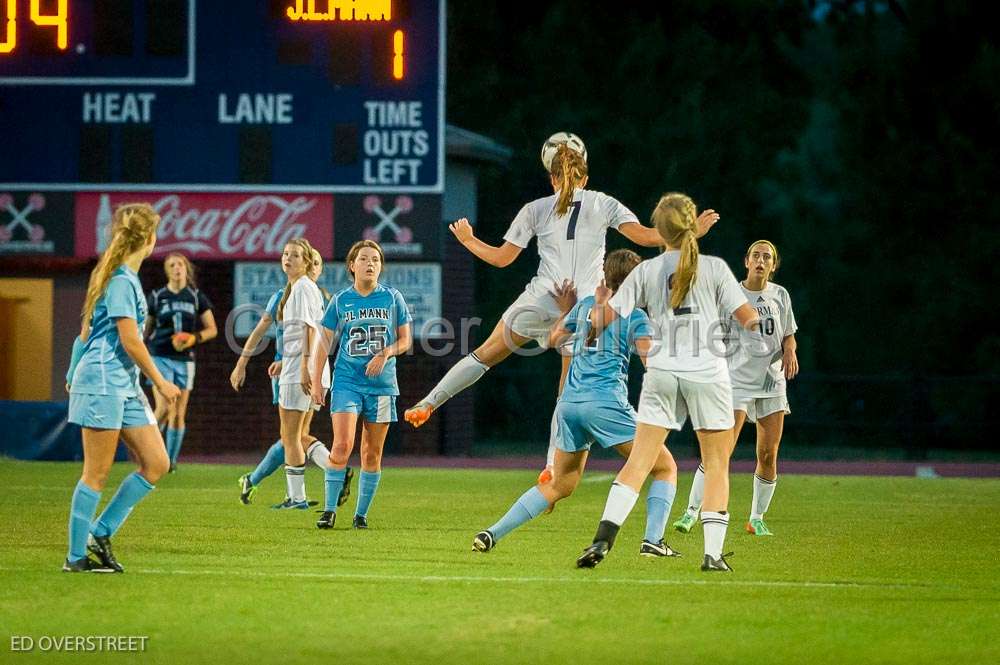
top-left (330, 388), bottom-right (397, 423)
top-left (555, 400), bottom-right (637, 453)
top-left (69, 392), bottom-right (157, 430)
top-left (147, 356), bottom-right (195, 391)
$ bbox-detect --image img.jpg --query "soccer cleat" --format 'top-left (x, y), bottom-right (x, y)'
top-left (672, 512), bottom-right (697, 533)
top-left (576, 541), bottom-right (610, 568)
top-left (338, 467), bottom-right (354, 507)
top-left (169, 463), bottom-right (177, 474)
top-left (271, 498), bottom-right (310, 510)
top-left (746, 518), bottom-right (773, 536)
top-left (87, 534), bottom-right (124, 573)
top-left (404, 402), bottom-right (434, 428)
top-left (639, 539), bottom-right (681, 558)
top-left (537, 466), bottom-right (553, 484)
top-left (62, 556), bottom-right (115, 573)
top-left (701, 552), bottom-right (734, 572)
top-left (353, 515), bottom-right (368, 529)
top-left (472, 530), bottom-right (495, 552)
top-left (238, 474), bottom-right (257, 505)
top-left (316, 511), bottom-right (335, 529)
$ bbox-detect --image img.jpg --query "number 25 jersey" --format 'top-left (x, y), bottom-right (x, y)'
top-left (321, 284), bottom-right (412, 396)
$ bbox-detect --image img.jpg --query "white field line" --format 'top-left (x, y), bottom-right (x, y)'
top-left (125, 567), bottom-right (938, 591)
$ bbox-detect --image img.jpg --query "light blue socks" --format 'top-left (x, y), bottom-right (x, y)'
top-left (324, 468), bottom-right (347, 512)
top-left (487, 486), bottom-right (550, 540)
top-left (643, 480), bottom-right (677, 543)
top-left (249, 441), bottom-right (284, 486)
top-left (91, 472), bottom-right (155, 538)
top-left (355, 471), bottom-right (382, 518)
top-left (67, 480), bottom-right (101, 561)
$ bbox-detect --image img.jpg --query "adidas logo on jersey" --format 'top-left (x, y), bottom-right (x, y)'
top-left (757, 296), bottom-right (766, 303)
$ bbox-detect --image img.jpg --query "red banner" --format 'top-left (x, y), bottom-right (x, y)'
top-left (75, 193), bottom-right (334, 259)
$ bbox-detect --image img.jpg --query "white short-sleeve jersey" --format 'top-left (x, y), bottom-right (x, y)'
top-left (503, 188), bottom-right (637, 300)
top-left (726, 281), bottom-right (797, 398)
top-left (279, 277), bottom-right (331, 388)
top-left (609, 251), bottom-right (747, 382)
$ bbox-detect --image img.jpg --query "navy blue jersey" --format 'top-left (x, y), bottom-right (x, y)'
top-left (146, 286), bottom-right (213, 360)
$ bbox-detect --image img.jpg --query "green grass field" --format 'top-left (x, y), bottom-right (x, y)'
top-left (1, 460), bottom-right (998, 664)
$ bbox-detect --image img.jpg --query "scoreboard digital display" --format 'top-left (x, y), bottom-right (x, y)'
top-left (0, 0), bottom-right (445, 192)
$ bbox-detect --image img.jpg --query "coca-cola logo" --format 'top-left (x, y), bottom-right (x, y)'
top-left (153, 195), bottom-right (316, 255)
top-left (77, 193), bottom-right (334, 259)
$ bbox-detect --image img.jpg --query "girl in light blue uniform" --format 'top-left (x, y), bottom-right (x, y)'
top-left (471, 250), bottom-right (680, 556)
top-left (234, 250), bottom-right (339, 505)
top-left (310, 240), bottom-right (412, 530)
top-left (63, 203), bottom-right (181, 573)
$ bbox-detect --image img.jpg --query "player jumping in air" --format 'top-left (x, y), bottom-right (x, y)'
top-left (64, 203), bottom-right (180, 572)
top-left (673, 239), bottom-right (799, 536)
top-left (311, 240), bottom-right (412, 530)
top-left (472, 250), bottom-right (681, 558)
top-left (404, 140), bottom-right (715, 479)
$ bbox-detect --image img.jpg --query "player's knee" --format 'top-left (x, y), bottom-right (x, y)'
top-left (144, 454), bottom-right (170, 483)
top-left (360, 449), bottom-right (382, 469)
top-left (328, 445), bottom-right (350, 467)
top-left (758, 448), bottom-right (778, 472)
top-left (551, 477), bottom-right (577, 500)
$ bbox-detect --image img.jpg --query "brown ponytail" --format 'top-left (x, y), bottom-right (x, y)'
top-left (82, 203), bottom-right (160, 325)
top-left (651, 193), bottom-right (699, 310)
top-left (550, 144), bottom-right (588, 215)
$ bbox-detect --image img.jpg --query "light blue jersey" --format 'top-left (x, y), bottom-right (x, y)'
top-left (264, 287), bottom-right (285, 361)
top-left (321, 284), bottom-right (412, 396)
top-left (70, 266), bottom-right (148, 397)
top-left (560, 295), bottom-right (654, 404)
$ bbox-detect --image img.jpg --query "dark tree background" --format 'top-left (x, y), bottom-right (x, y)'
top-left (445, 1), bottom-right (999, 456)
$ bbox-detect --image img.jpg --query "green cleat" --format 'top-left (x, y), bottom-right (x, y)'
top-left (238, 474), bottom-right (257, 505)
top-left (672, 512), bottom-right (697, 534)
top-left (746, 518), bottom-right (773, 536)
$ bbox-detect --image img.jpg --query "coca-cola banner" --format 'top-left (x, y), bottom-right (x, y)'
top-left (74, 193), bottom-right (334, 260)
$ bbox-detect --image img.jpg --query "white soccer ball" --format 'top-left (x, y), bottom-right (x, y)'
top-left (540, 132), bottom-right (587, 172)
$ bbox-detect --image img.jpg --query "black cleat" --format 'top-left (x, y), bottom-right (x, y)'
top-left (62, 556), bottom-right (115, 573)
top-left (238, 474), bottom-right (257, 505)
top-left (338, 467), bottom-right (354, 507)
top-left (472, 530), bottom-right (495, 552)
top-left (352, 515), bottom-right (368, 529)
top-left (87, 534), bottom-right (124, 573)
top-left (169, 463), bottom-right (177, 473)
top-left (576, 541), bottom-right (610, 568)
top-left (316, 511), bottom-right (335, 529)
top-left (701, 552), bottom-right (734, 572)
top-left (640, 539), bottom-right (681, 558)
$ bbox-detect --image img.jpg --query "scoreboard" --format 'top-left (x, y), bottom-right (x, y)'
top-left (0, 0), bottom-right (445, 192)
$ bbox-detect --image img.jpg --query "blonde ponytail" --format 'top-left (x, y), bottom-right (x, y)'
top-left (81, 203), bottom-right (159, 325)
top-left (550, 144), bottom-right (588, 215)
top-left (650, 193), bottom-right (699, 310)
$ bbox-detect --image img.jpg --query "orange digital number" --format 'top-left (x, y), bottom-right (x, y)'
top-left (31, 0), bottom-right (68, 50)
top-left (0, 0), bottom-right (16, 54)
top-left (393, 29), bottom-right (403, 80)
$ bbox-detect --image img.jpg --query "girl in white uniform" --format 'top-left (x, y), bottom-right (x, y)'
top-left (673, 240), bottom-right (798, 536)
top-left (404, 143), bottom-right (714, 478)
top-left (273, 238), bottom-right (331, 509)
top-left (575, 193), bottom-right (770, 572)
